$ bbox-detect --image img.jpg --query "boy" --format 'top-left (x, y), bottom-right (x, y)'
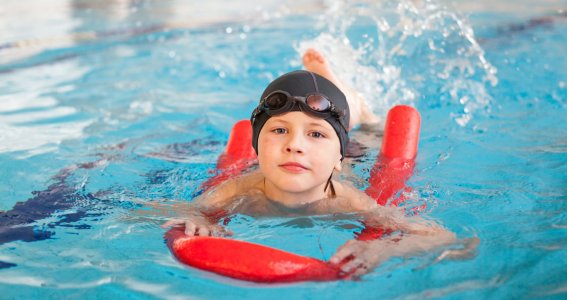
top-left (163, 49), bottom-right (475, 276)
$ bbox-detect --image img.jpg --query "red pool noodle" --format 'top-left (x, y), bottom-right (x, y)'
top-left (165, 105), bottom-right (421, 282)
top-left (200, 120), bottom-right (257, 191)
top-left (366, 104), bottom-right (420, 205)
top-left (358, 105), bottom-right (420, 240)
top-left (165, 227), bottom-right (342, 282)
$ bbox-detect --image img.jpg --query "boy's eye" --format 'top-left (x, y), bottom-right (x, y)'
top-left (272, 128), bottom-right (287, 134)
top-left (308, 131), bottom-right (326, 138)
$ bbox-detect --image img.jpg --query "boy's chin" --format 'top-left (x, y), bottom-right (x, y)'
top-left (272, 181), bottom-right (325, 195)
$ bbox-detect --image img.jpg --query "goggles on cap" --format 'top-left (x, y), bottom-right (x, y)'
top-left (251, 90), bottom-right (348, 132)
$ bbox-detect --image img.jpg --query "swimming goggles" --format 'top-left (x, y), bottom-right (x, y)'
top-left (251, 90), bottom-right (348, 132)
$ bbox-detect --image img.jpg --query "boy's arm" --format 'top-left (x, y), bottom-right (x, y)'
top-left (161, 171), bottom-right (262, 236)
top-left (330, 206), bottom-right (478, 276)
top-left (159, 179), bottom-right (238, 236)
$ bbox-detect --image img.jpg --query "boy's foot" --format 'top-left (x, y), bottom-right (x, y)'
top-left (302, 48), bottom-right (381, 130)
top-left (302, 48), bottom-right (343, 91)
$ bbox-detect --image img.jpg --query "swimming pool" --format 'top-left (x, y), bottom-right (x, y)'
top-left (1, 0), bottom-right (566, 298)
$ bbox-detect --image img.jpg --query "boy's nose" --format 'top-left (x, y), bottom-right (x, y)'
top-left (285, 146), bottom-right (303, 154)
top-left (285, 134), bottom-right (305, 154)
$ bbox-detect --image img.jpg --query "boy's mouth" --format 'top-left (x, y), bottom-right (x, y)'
top-left (279, 162), bottom-right (309, 173)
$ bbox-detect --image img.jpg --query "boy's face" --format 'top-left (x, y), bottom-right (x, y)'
top-left (257, 111), bottom-right (343, 202)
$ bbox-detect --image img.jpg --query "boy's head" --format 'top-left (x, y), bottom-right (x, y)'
top-left (250, 70), bottom-right (350, 158)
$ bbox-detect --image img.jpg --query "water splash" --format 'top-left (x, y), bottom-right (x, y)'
top-left (296, 0), bottom-right (497, 126)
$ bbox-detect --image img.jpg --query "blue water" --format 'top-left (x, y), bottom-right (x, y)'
top-left (1, 0), bottom-right (566, 299)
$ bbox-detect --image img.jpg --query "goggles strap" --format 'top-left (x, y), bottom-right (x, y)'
top-left (323, 173), bottom-right (335, 197)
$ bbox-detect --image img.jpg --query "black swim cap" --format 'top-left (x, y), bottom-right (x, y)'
top-left (251, 70), bottom-right (350, 157)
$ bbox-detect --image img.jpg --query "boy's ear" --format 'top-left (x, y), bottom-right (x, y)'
top-left (333, 158), bottom-right (342, 171)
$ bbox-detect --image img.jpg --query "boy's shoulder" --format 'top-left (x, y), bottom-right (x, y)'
top-left (195, 170), bottom-right (264, 207)
top-left (215, 170), bottom-right (265, 196)
top-left (332, 180), bottom-right (377, 211)
top-left (233, 170), bottom-right (265, 189)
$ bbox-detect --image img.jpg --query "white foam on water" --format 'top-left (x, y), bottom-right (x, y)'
top-left (296, 0), bottom-right (497, 126)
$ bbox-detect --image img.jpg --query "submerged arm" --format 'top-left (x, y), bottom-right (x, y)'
top-left (330, 206), bottom-right (478, 276)
top-left (160, 201), bottom-right (232, 237)
top-left (160, 172), bottom-right (261, 236)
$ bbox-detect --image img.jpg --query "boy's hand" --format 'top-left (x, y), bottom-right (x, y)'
top-left (161, 218), bottom-right (232, 237)
top-left (329, 239), bottom-right (392, 277)
top-left (330, 236), bottom-right (479, 277)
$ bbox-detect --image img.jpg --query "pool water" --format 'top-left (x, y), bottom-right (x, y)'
top-left (1, 0), bottom-right (566, 299)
